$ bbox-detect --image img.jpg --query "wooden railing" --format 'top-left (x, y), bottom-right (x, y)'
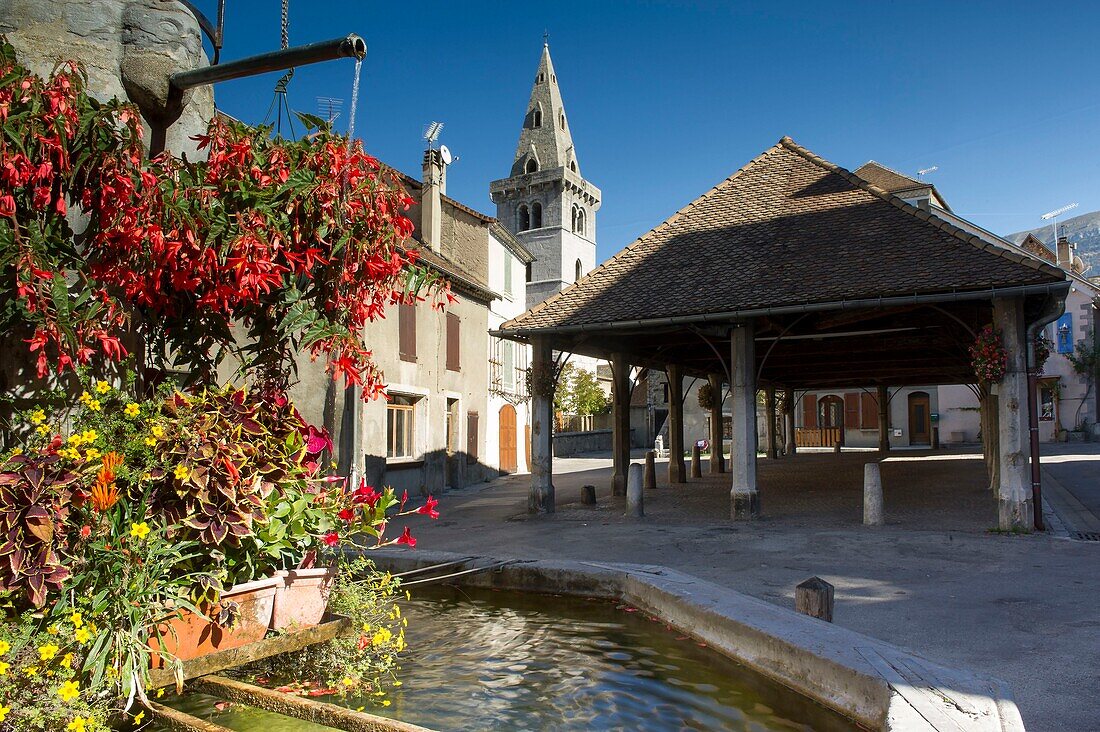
top-left (795, 427), bottom-right (842, 448)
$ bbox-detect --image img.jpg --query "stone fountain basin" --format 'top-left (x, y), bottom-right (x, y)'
top-left (368, 549), bottom-right (1025, 732)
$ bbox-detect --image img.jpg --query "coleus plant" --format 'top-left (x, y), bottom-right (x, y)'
top-left (0, 41), bottom-right (454, 399)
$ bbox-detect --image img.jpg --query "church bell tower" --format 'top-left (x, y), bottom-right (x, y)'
top-left (490, 42), bottom-right (601, 310)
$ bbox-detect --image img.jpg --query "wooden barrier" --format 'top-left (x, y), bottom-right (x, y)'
top-left (794, 427), bottom-right (842, 448)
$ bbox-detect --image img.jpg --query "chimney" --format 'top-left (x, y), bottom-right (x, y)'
top-left (421, 149), bottom-right (445, 252)
top-left (1057, 234), bottom-right (1073, 269)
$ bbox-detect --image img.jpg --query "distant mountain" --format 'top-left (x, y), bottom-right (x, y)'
top-left (1007, 210), bottom-right (1100, 274)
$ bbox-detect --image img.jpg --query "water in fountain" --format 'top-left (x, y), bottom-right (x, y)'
top-left (347, 58), bottom-right (362, 143)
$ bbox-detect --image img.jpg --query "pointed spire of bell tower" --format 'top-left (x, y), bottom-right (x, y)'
top-left (510, 41), bottom-right (578, 177)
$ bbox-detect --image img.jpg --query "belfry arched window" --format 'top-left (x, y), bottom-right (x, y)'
top-left (525, 158), bottom-right (538, 174)
top-left (531, 201), bottom-right (543, 228)
top-left (532, 108), bottom-right (542, 128)
top-left (517, 204), bottom-right (530, 231)
top-left (575, 258), bottom-right (583, 282)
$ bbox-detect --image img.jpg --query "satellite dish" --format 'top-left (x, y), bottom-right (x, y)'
top-left (439, 145), bottom-right (453, 165)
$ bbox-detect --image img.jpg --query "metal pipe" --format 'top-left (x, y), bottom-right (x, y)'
top-left (170, 34), bottom-right (366, 91)
top-left (1025, 291), bottom-right (1067, 531)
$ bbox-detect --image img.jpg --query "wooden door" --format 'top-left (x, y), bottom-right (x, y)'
top-left (498, 405), bottom-right (517, 473)
top-left (908, 392), bottom-right (931, 445)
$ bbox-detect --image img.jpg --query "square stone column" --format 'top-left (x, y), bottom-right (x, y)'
top-left (611, 353), bottom-right (632, 496)
top-left (877, 385), bottom-right (890, 453)
top-left (764, 385), bottom-right (778, 459)
top-left (993, 297), bottom-right (1033, 530)
top-left (730, 322), bottom-right (760, 519)
top-left (529, 337), bottom-right (555, 514)
top-left (783, 387), bottom-right (796, 455)
top-left (708, 373), bottom-right (725, 473)
top-left (667, 364), bottom-right (687, 483)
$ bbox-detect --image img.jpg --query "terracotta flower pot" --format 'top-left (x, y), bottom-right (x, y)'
top-left (271, 566), bottom-right (336, 631)
top-left (149, 576), bottom-right (280, 667)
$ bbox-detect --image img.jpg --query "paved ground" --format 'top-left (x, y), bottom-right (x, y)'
top-left (1040, 444), bottom-right (1100, 536)
top-left (396, 446), bottom-right (1100, 732)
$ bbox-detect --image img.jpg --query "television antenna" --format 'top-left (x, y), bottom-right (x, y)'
top-left (316, 96), bottom-right (343, 125)
top-left (423, 121), bottom-right (443, 149)
top-left (917, 166), bottom-right (938, 179)
top-left (1041, 202), bottom-right (1078, 243)
top-left (439, 144), bottom-right (458, 166)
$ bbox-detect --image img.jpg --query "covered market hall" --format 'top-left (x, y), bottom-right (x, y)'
top-left (496, 138), bottom-right (1069, 531)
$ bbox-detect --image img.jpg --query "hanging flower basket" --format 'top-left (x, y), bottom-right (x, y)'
top-left (970, 325), bottom-right (1008, 384)
top-left (697, 382), bottom-right (715, 410)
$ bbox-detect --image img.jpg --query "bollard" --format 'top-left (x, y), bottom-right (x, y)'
top-left (833, 441), bottom-right (842, 455)
top-left (626, 463), bottom-right (644, 517)
top-left (644, 451), bottom-right (657, 489)
top-left (863, 463), bottom-right (884, 526)
top-left (690, 443), bottom-right (702, 478)
top-left (795, 576), bottom-right (834, 622)
top-left (581, 485), bottom-right (597, 505)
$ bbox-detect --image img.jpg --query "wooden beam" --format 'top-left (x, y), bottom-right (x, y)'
top-left (146, 701), bottom-right (235, 732)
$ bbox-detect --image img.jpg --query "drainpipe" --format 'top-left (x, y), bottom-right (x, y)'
top-left (1026, 292), bottom-right (1067, 531)
top-left (169, 35), bottom-right (366, 91)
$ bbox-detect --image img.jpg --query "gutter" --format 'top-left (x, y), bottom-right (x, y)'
top-left (1025, 292), bottom-right (1067, 531)
top-left (494, 282), bottom-right (1072, 339)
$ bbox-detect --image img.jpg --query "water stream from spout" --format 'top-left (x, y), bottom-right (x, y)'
top-left (347, 58), bottom-right (363, 144)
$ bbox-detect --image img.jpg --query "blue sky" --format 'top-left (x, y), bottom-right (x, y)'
top-left (202, 1), bottom-right (1100, 262)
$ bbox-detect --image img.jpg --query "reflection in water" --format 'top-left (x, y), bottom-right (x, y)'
top-left (161, 585), bottom-right (857, 732)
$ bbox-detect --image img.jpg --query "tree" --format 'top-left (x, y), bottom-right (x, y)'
top-left (568, 367), bottom-right (611, 415)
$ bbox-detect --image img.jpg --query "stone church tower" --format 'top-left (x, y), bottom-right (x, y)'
top-left (490, 43), bottom-right (602, 310)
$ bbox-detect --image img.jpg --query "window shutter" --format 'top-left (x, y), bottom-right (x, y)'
top-left (466, 412), bottom-right (478, 463)
top-left (860, 392), bottom-right (879, 429)
top-left (802, 393), bottom-right (817, 428)
top-left (843, 393), bottom-right (860, 429)
top-left (398, 303), bottom-right (416, 362)
top-left (446, 313), bottom-right (460, 371)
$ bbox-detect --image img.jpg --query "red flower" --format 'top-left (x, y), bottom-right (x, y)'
top-left (80, 525), bottom-right (91, 539)
top-left (337, 508), bottom-right (355, 522)
top-left (417, 495), bottom-right (440, 520)
top-left (0, 194), bottom-right (14, 216)
top-left (396, 526), bottom-right (416, 547)
top-left (322, 531), bottom-right (340, 547)
top-left (357, 634), bottom-right (370, 651)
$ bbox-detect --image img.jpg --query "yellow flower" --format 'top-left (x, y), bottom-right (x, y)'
top-left (130, 522), bottom-right (151, 541)
top-left (46, 625), bottom-right (59, 636)
top-left (156, 687), bottom-right (165, 698)
top-left (173, 464), bottom-right (190, 481)
top-left (71, 611), bottom-right (83, 629)
top-left (25, 665), bottom-right (38, 677)
top-left (133, 710), bottom-right (145, 724)
top-left (79, 391), bottom-right (92, 404)
top-left (85, 448), bottom-right (100, 461)
top-left (0, 639), bottom-right (9, 655)
top-left (125, 403), bottom-right (141, 418)
top-left (342, 677), bottom-right (356, 686)
top-left (74, 627), bottom-right (92, 644)
top-left (0, 661), bottom-right (9, 675)
top-left (57, 679), bottom-right (80, 702)
top-left (35, 425), bottom-right (48, 435)
top-left (60, 653), bottom-right (72, 669)
top-left (144, 437), bottom-right (157, 446)
top-left (393, 680), bottom-right (402, 687)
top-left (68, 433), bottom-right (84, 446)
top-left (88, 399), bottom-right (101, 412)
top-left (0, 704), bottom-right (9, 722)
top-left (30, 409), bottom-right (45, 424)
top-left (10, 447), bottom-right (22, 456)
top-left (67, 718), bottom-right (87, 732)
top-left (96, 380), bottom-right (111, 394)
top-left (151, 424), bottom-right (165, 439)
top-left (82, 429), bottom-right (97, 442)
top-left (38, 643), bottom-right (59, 661)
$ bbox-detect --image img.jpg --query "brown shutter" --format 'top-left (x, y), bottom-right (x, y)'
top-left (844, 393), bottom-right (860, 429)
top-left (802, 393), bottom-right (817, 428)
top-left (860, 392), bottom-right (879, 429)
top-left (466, 411), bottom-right (478, 463)
top-left (398, 303), bottom-right (416, 362)
top-left (446, 313), bottom-right (460, 371)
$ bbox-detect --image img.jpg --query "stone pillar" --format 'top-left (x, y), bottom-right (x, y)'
top-left (626, 463), bottom-right (644, 518)
top-left (764, 385), bottom-right (778, 459)
top-left (784, 388), bottom-right (796, 456)
top-left (877, 385), bottom-right (890, 453)
top-left (708, 374), bottom-right (725, 473)
top-left (611, 353), bottom-right (631, 497)
top-left (863, 463), bottom-right (884, 526)
top-left (730, 322), bottom-right (759, 519)
top-left (667, 364), bottom-right (687, 484)
top-left (529, 338), bottom-right (555, 514)
top-left (994, 298), bottom-right (1033, 530)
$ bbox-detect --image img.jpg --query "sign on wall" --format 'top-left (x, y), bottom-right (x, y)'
top-left (1056, 313), bottom-right (1074, 354)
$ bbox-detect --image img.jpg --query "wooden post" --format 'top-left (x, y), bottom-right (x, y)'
top-left (611, 353), bottom-right (631, 496)
top-left (581, 485), bottom-right (596, 505)
top-left (529, 337), bottom-right (555, 513)
top-left (690, 442), bottom-right (702, 478)
top-left (730, 322), bottom-right (759, 520)
top-left (994, 297), bottom-right (1032, 531)
top-left (765, 385), bottom-right (778, 459)
top-left (795, 577), bottom-right (834, 622)
top-left (877, 385), bottom-right (890, 453)
top-left (784, 387), bottom-right (797, 456)
top-left (644, 450), bottom-right (657, 489)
